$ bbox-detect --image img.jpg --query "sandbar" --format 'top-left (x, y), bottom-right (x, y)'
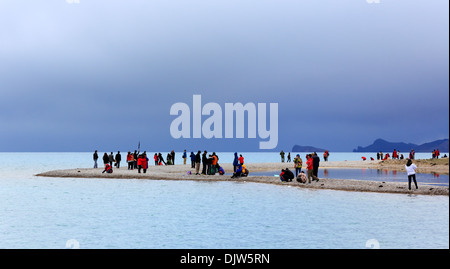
top-left (36, 159), bottom-right (449, 196)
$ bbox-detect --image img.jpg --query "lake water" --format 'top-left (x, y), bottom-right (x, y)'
top-left (0, 152), bottom-right (448, 249)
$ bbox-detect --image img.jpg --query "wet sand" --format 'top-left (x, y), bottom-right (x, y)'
top-left (36, 160), bottom-right (449, 196)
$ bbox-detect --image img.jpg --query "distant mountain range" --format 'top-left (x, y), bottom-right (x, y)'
top-left (291, 145), bottom-right (326, 152)
top-left (353, 138), bottom-right (449, 152)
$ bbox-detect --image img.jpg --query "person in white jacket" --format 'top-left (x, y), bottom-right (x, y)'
top-left (405, 159), bottom-right (418, 190)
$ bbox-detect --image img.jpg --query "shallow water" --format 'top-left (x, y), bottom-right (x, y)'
top-left (0, 153), bottom-right (448, 249)
top-left (253, 168), bottom-right (449, 186)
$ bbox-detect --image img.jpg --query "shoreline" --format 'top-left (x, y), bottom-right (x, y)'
top-left (36, 160), bottom-right (449, 196)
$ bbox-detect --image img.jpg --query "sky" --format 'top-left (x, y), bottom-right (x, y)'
top-left (0, 0), bottom-right (448, 152)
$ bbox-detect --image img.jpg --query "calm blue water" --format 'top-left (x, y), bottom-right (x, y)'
top-left (0, 152), bottom-right (448, 249)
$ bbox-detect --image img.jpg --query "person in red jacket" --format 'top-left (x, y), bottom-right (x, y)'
top-left (238, 154), bottom-right (244, 165)
top-left (306, 154), bottom-right (319, 183)
top-left (137, 154), bottom-right (148, 173)
top-left (102, 164), bottom-right (113, 174)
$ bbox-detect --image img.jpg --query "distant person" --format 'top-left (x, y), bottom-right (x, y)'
top-left (280, 150), bottom-right (285, 163)
top-left (137, 154), bottom-right (148, 173)
top-left (211, 153), bottom-right (218, 175)
top-left (206, 154), bottom-right (212, 175)
top-left (166, 153), bottom-right (172, 165)
top-left (158, 153), bottom-right (166, 165)
top-left (93, 150), bottom-right (99, 168)
top-left (293, 154), bottom-right (302, 177)
top-left (217, 165), bottom-right (225, 175)
top-left (115, 151), bottom-right (121, 168)
top-left (280, 168), bottom-right (294, 182)
top-left (239, 154), bottom-right (244, 165)
top-left (323, 150), bottom-right (329, 162)
top-left (405, 159), bottom-right (418, 190)
top-left (202, 151), bottom-right (208, 175)
top-left (233, 152), bottom-right (239, 172)
top-left (195, 150), bottom-right (201, 175)
top-left (287, 152), bottom-right (291, 163)
top-left (102, 163), bottom-right (113, 174)
top-left (183, 150), bottom-right (187, 165)
top-left (190, 151), bottom-right (196, 168)
top-left (109, 152), bottom-right (114, 167)
top-left (312, 152), bottom-right (320, 178)
top-left (127, 152), bottom-right (134, 170)
top-left (154, 153), bottom-right (158, 166)
top-left (231, 164), bottom-right (248, 178)
top-left (171, 150), bottom-right (175, 165)
top-left (133, 150), bottom-right (139, 169)
top-left (102, 153), bottom-right (109, 166)
top-left (306, 154), bottom-right (319, 183)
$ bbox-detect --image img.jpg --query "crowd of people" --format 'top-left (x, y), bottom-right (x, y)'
top-left (279, 152), bottom-right (320, 184)
top-left (93, 149), bottom-right (246, 177)
top-left (92, 148), bottom-right (448, 191)
top-left (376, 149), bottom-right (409, 160)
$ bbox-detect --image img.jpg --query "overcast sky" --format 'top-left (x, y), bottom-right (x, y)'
top-left (0, 0), bottom-right (448, 152)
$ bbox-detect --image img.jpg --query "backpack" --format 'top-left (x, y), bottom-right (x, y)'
top-left (297, 173), bottom-right (306, 183)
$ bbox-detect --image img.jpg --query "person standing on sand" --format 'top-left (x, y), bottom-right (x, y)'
top-left (287, 152), bottom-right (291, 163)
top-left (183, 150), bottom-right (187, 165)
top-left (127, 152), bottom-right (134, 170)
top-left (102, 153), bottom-right (109, 166)
top-left (280, 150), bottom-right (285, 163)
top-left (293, 154), bottom-right (302, 177)
top-left (109, 152), bottom-right (114, 167)
top-left (312, 152), bottom-right (320, 178)
top-left (195, 150), bottom-right (201, 175)
top-left (405, 159), bottom-right (418, 190)
top-left (115, 151), bottom-right (121, 168)
top-left (190, 151), bottom-right (195, 168)
top-left (323, 150), bottom-right (329, 162)
top-left (93, 150), bottom-right (98, 168)
top-left (202, 150), bottom-right (208, 175)
top-left (306, 154), bottom-right (319, 183)
top-left (171, 150), bottom-right (175, 165)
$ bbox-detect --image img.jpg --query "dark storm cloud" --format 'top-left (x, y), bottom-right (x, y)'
top-left (0, 0), bottom-right (448, 151)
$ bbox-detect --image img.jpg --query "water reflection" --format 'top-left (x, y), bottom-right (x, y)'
top-left (254, 168), bottom-right (449, 186)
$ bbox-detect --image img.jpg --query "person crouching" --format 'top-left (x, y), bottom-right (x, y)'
top-left (102, 164), bottom-right (113, 174)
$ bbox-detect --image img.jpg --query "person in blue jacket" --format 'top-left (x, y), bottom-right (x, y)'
top-left (233, 152), bottom-right (239, 172)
